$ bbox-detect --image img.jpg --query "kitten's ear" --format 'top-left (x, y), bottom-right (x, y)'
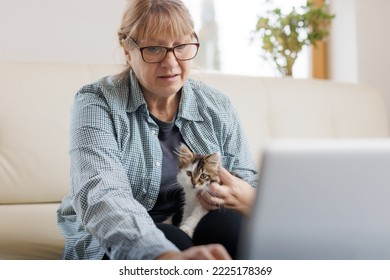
top-left (177, 143), bottom-right (193, 166)
top-left (179, 143), bottom-right (193, 156)
top-left (205, 152), bottom-right (221, 167)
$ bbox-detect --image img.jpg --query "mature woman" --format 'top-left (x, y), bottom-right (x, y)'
top-left (57, 0), bottom-right (257, 260)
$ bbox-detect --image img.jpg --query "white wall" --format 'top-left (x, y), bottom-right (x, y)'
top-left (355, 0), bottom-right (390, 113)
top-left (329, 0), bottom-right (390, 126)
top-left (328, 0), bottom-right (358, 83)
top-left (0, 0), bottom-right (127, 64)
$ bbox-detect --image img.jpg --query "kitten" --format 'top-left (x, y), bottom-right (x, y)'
top-left (176, 143), bottom-right (222, 238)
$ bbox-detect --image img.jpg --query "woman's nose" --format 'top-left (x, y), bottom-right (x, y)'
top-left (161, 50), bottom-right (178, 66)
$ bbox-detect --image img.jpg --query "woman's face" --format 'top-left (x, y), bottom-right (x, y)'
top-left (127, 33), bottom-right (196, 99)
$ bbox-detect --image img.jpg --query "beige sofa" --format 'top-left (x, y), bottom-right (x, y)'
top-left (0, 61), bottom-right (388, 259)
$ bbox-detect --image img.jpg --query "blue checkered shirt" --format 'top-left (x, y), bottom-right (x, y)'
top-left (57, 70), bottom-right (257, 260)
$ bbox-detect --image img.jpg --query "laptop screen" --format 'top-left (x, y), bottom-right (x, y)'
top-left (238, 139), bottom-right (390, 260)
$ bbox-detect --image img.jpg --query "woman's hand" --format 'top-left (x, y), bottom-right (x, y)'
top-left (197, 167), bottom-right (256, 216)
top-left (155, 244), bottom-right (231, 260)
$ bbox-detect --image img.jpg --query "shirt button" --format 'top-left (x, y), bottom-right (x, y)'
top-left (155, 161), bottom-right (161, 167)
top-left (148, 198), bottom-right (153, 204)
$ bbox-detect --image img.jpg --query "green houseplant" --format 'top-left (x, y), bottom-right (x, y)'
top-left (254, 0), bottom-right (335, 76)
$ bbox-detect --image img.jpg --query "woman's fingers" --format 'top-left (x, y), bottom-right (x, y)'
top-left (156, 244), bottom-right (231, 260)
top-left (218, 166), bottom-right (235, 184)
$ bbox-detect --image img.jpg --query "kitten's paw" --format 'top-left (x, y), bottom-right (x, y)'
top-left (180, 225), bottom-right (194, 238)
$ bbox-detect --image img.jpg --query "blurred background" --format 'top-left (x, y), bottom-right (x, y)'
top-left (1, 0), bottom-right (389, 126)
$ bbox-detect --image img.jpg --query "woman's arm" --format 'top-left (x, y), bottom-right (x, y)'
top-left (197, 97), bottom-right (257, 216)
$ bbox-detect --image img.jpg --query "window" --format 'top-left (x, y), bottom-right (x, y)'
top-left (183, 0), bottom-right (309, 78)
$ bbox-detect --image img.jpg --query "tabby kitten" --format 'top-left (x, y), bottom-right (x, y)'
top-left (176, 143), bottom-right (221, 238)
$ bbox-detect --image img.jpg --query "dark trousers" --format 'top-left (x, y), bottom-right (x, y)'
top-left (156, 208), bottom-right (243, 259)
top-left (103, 208), bottom-right (243, 260)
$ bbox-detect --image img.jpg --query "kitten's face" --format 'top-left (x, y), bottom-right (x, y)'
top-left (176, 144), bottom-right (220, 192)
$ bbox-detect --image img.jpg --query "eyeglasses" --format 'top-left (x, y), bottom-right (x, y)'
top-left (128, 38), bottom-right (200, 64)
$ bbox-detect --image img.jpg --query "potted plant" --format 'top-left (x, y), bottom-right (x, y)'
top-left (254, 0), bottom-right (335, 76)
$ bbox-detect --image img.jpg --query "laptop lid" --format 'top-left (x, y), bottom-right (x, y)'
top-left (239, 139), bottom-right (390, 260)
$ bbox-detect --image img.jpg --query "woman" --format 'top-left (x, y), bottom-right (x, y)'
top-left (57, 0), bottom-right (257, 260)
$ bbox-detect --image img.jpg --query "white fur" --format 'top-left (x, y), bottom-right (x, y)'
top-left (176, 164), bottom-right (209, 238)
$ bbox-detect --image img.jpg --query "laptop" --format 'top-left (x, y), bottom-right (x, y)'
top-left (238, 139), bottom-right (390, 260)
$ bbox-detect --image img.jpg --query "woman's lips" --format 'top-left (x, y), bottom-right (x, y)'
top-left (158, 74), bottom-right (180, 79)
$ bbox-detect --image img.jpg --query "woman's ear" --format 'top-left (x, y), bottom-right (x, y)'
top-left (126, 53), bottom-right (131, 64)
top-left (123, 49), bottom-right (131, 64)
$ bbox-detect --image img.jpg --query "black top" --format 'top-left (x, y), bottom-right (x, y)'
top-left (148, 114), bottom-right (184, 224)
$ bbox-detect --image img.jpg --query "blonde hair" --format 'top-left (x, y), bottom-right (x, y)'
top-left (118, 0), bottom-right (195, 46)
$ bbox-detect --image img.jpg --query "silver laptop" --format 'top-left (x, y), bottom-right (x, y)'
top-left (239, 139), bottom-right (390, 260)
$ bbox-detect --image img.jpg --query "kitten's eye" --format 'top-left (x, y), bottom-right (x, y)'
top-left (186, 171), bottom-right (192, 177)
top-left (200, 173), bottom-right (209, 180)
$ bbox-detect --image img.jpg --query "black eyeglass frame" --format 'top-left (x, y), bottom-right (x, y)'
top-left (127, 36), bottom-right (200, 64)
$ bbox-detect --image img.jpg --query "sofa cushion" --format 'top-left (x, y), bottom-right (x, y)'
top-left (0, 203), bottom-right (63, 259)
top-left (0, 62), bottom-right (122, 204)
